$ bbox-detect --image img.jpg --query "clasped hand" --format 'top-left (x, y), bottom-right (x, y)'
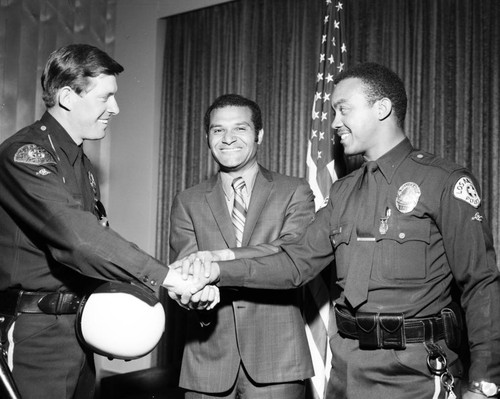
top-left (166, 249), bottom-right (230, 310)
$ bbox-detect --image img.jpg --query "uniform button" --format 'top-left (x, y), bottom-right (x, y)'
top-left (150, 280), bottom-right (157, 286)
top-left (417, 154), bottom-right (423, 158)
top-left (399, 233), bottom-right (406, 239)
top-left (40, 125), bottom-right (47, 131)
top-left (142, 276), bottom-right (149, 282)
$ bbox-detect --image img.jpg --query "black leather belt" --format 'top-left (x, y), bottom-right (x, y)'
top-left (0, 290), bottom-right (82, 315)
top-left (335, 305), bottom-right (445, 350)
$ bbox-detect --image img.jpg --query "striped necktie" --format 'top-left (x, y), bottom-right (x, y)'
top-left (231, 177), bottom-right (247, 247)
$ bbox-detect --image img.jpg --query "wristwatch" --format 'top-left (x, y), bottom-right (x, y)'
top-left (469, 381), bottom-right (500, 397)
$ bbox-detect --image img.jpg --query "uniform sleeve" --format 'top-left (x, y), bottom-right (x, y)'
top-left (437, 170), bottom-right (500, 382)
top-left (219, 186), bottom-right (336, 289)
top-left (231, 179), bottom-right (315, 259)
top-left (0, 143), bottom-right (168, 292)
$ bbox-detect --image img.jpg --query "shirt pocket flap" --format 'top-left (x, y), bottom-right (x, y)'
top-left (379, 217), bottom-right (430, 244)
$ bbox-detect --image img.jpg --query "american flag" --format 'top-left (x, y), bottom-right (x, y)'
top-left (304, 1), bottom-right (348, 398)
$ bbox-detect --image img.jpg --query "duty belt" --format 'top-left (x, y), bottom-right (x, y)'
top-left (334, 304), bottom-right (445, 350)
top-left (0, 290), bottom-right (82, 315)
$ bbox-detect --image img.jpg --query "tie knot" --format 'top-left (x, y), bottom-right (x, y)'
top-left (232, 177), bottom-right (246, 192)
top-left (76, 146), bottom-right (84, 162)
top-left (365, 161), bottom-right (378, 174)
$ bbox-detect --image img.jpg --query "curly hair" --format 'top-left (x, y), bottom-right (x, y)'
top-left (334, 62), bottom-right (407, 128)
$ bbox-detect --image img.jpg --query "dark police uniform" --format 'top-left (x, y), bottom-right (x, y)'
top-left (0, 112), bottom-right (169, 399)
top-left (218, 138), bottom-right (500, 398)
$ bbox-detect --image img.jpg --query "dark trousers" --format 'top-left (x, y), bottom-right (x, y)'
top-left (326, 333), bottom-right (462, 399)
top-left (10, 313), bottom-right (95, 399)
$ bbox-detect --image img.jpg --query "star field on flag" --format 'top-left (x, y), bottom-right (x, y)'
top-left (304, 1), bottom-right (348, 398)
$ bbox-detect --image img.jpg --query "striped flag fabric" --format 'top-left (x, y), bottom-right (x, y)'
top-left (304, 1), bottom-right (348, 398)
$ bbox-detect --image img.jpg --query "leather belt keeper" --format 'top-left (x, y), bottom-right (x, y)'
top-left (0, 290), bottom-right (82, 315)
top-left (335, 305), bottom-right (446, 350)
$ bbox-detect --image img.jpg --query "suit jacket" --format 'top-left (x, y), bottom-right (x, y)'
top-left (169, 165), bottom-right (315, 393)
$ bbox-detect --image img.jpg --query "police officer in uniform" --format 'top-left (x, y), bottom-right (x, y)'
top-left (0, 44), bottom-right (210, 399)
top-left (183, 63), bottom-right (500, 398)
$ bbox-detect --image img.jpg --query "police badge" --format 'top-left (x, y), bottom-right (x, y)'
top-left (396, 182), bottom-right (421, 213)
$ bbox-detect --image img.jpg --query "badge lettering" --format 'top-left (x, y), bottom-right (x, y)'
top-left (453, 177), bottom-right (480, 208)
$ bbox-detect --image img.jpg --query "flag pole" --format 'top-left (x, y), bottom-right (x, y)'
top-left (304, 1), bottom-right (348, 398)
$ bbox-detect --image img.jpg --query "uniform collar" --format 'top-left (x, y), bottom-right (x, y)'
top-left (40, 112), bottom-right (83, 166)
top-left (371, 137), bottom-right (414, 184)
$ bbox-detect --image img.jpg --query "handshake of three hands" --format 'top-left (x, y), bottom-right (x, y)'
top-left (163, 249), bottom-right (235, 311)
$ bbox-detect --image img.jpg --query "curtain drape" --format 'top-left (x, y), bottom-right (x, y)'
top-left (346, 0), bottom-right (500, 239)
top-left (157, 0), bottom-right (500, 368)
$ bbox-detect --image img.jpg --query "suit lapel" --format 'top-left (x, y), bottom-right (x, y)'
top-left (206, 175), bottom-right (237, 248)
top-left (242, 166), bottom-right (273, 246)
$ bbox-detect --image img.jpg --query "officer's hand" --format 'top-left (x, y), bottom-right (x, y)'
top-left (162, 265), bottom-right (216, 305)
top-left (167, 284), bottom-right (220, 311)
top-left (189, 285), bottom-right (220, 310)
top-left (170, 250), bottom-right (230, 281)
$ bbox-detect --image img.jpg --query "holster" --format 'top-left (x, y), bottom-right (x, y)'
top-left (356, 312), bottom-right (405, 350)
top-left (440, 302), bottom-right (463, 351)
top-left (0, 313), bottom-right (17, 349)
top-left (0, 312), bottom-right (22, 399)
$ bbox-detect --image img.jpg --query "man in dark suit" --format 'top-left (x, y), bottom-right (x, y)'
top-left (169, 94), bottom-right (315, 399)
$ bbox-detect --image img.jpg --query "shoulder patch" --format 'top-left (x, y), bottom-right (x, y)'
top-left (14, 144), bottom-right (56, 166)
top-left (454, 176), bottom-right (481, 208)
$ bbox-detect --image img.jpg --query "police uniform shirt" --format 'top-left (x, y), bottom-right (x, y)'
top-left (219, 137), bottom-right (500, 382)
top-left (0, 112), bottom-right (168, 293)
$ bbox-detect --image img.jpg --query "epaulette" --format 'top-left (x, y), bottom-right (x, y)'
top-left (14, 144), bottom-right (56, 166)
top-left (410, 150), bottom-right (462, 174)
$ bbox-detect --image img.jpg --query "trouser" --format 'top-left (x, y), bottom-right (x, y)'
top-left (325, 333), bottom-right (463, 399)
top-left (9, 313), bottom-right (95, 399)
top-left (184, 362), bottom-right (306, 399)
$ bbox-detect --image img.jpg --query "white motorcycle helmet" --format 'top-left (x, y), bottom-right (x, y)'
top-left (76, 282), bottom-right (165, 360)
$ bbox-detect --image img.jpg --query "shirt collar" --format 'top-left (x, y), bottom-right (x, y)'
top-left (40, 112), bottom-right (83, 166)
top-left (371, 137), bottom-right (414, 184)
top-left (220, 162), bottom-right (259, 199)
